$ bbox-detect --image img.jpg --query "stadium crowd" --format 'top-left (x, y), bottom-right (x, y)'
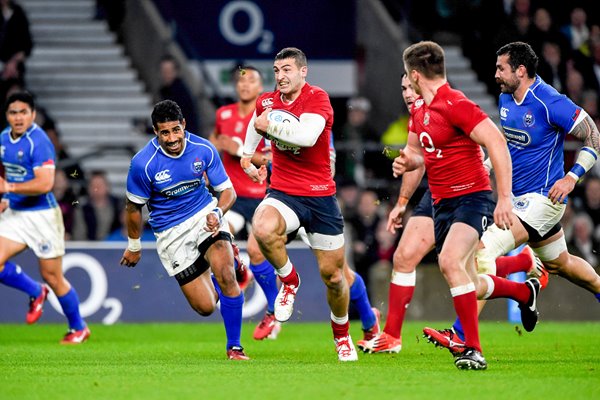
top-left (1, 0), bottom-right (598, 306)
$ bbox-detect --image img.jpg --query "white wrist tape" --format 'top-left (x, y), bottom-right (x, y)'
top-left (212, 207), bottom-right (223, 224)
top-left (127, 237), bottom-right (142, 252)
top-left (232, 137), bottom-right (244, 158)
top-left (568, 146), bottom-right (598, 180)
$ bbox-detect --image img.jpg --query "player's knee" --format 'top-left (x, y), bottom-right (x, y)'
top-left (392, 246), bottom-right (418, 273)
top-left (320, 265), bottom-right (344, 289)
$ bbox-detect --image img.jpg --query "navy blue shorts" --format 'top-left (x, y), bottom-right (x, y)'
top-left (230, 196), bottom-right (262, 222)
top-left (412, 189), bottom-right (433, 218)
top-left (265, 189), bottom-right (344, 235)
top-left (432, 191), bottom-right (494, 254)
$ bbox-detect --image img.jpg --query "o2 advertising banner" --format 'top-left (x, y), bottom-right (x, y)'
top-left (0, 242), bottom-right (330, 324)
top-left (153, 0), bottom-right (357, 96)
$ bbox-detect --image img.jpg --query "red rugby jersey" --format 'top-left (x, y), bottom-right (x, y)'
top-left (255, 83), bottom-right (335, 196)
top-left (215, 103), bottom-right (266, 198)
top-left (409, 83), bottom-right (491, 201)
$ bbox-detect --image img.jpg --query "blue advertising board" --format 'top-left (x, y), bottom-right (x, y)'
top-left (0, 242), bottom-right (331, 324)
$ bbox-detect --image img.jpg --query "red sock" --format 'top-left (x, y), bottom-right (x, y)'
top-left (496, 252), bottom-right (532, 277)
top-left (383, 283), bottom-right (415, 338)
top-left (331, 320), bottom-right (349, 339)
top-left (485, 274), bottom-right (530, 303)
top-left (279, 265), bottom-right (300, 286)
top-left (452, 290), bottom-right (481, 352)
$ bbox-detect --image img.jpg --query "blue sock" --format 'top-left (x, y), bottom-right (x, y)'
top-left (595, 293), bottom-right (600, 303)
top-left (250, 260), bottom-right (278, 314)
top-left (350, 272), bottom-right (376, 330)
top-left (452, 317), bottom-right (465, 341)
top-left (0, 261), bottom-right (41, 298)
top-left (57, 288), bottom-right (85, 331)
top-left (210, 275), bottom-right (223, 298)
top-left (219, 292), bottom-right (244, 349)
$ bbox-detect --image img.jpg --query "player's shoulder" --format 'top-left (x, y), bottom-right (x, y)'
top-left (530, 76), bottom-right (567, 104)
top-left (131, 137), bottom-right (160, 165)
top-left (257, 91), bottom-right (277, 109)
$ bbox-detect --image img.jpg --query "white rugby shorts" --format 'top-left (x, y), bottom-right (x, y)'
top-left (0, 206), bottom-right (65, 258)
top-left (155, 202), bottom-right (232, 276)
top-left (512, 192), bottom-right (565, 236)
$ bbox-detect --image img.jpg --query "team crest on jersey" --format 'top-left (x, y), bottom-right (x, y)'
top-left (261, 98), bottom-right (274, 107)
top-left (523, 110), bottom-right (535, 127)
top-left (235, 121), bottom-right (244, 134)
top-left (514, 198), bottom-right (530, 211)
top-left (38, 240), bottom-right (51, 255)
top-left (17, 149), bottom-right (24, 162)
top-left (192, 160), bottom-right (204, 174)
top-left (414, 99), bottom-right (424, 109)
top-left (423, 112), bottom-right (430, 126)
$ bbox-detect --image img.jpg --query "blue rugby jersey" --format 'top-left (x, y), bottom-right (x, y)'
top-left (126, 131), bottom-right (232, 232)
top-left (0, 123), bottom-right (58, 211)
top-left (498, 75), bottom-right (581, 201)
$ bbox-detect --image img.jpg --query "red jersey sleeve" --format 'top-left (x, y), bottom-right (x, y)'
top-left (447, 98), bottom-right (488, 136)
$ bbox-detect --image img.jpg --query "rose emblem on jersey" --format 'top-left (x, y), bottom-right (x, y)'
top-left (523, 110), bottom-right (535, 127)
top-left (424, 112), bottom-right (430, 126)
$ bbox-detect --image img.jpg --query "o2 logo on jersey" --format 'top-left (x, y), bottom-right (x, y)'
top-left (523, 110), bottom-right (535, 127)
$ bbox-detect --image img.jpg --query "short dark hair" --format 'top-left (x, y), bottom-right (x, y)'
top-left (496, 42), bottom-right (538, 78)
top-left (151, 100), bottom-right (184, 129)
top-left (5, 91), bottom-right (35, 112)
top-left (403, 41), bottom-right (446, 79)
top-left (275, 47), bottom-right (307, 68)
top-left (234, 65), bottom-right (262, 82)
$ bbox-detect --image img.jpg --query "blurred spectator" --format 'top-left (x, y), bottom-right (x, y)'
top-left (576, 175), bottom-right (600, 226)
top-left (35, 106), bottom-right (85, 185)
top-left (538, 41), bottom-right (568, 93)
top-left (581, 89), bottom-right (599, 126)
top-left (493, 0), bottom-right (532, 51)
top-left (577, 35), bottom-right (600, 94)
top-left (568, 212), bottom-right (598, 266)
top-left (0, 0), bottom-right (33, 101)
top-left (561, 201), bottom-right (576, 244)
top-left (157, 55), bottom-right (200, 135)
top-left (565, 67), bottom-right (586, 105)
top-left (528, 8), bottom-right (570, 56)
top-left (348, 190), bottom-right (381, 292)
top-left (337, 96), bottom-right (378, 186)
top-left (560, 7), bottom-right (590, 54)
top-left (104, 209), bottom-right (155, 241)
top-left (95, 0), bottom-right (125, 42)
top-left (72, 171), bottom-right (123, 240)
top-left (53, 169), bottom-right (77, 240)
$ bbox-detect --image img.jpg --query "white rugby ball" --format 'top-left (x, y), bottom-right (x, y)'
top-left (267, 109), bottom-right (300, 125)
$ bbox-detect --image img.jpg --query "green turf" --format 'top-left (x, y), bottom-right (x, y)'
top-left (0, 321), bottom-right (598, 399)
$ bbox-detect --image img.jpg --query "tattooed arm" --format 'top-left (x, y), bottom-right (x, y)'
top-left (548, 112), bottom-right (600, 204)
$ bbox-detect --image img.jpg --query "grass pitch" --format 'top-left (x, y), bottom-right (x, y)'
top-left (0, 321), bottom-right (598, 399)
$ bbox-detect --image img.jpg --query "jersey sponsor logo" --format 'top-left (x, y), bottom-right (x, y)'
top-left (3, 162), bottom-right (27, 179)
top-left (162, 179), bottom-right (201, 197)
top-left (503, 127), bottom-right (531, 147)
top-left (309, 184), bottom-right (330, 191)
top-left (155, 169), bottom-right (171, 183)
top-left (261, 98), bottom-right (274, 107)
top-left (500, 107), bottom-right (509, 119)
top-left (523, 110), bottom-right (535, 127)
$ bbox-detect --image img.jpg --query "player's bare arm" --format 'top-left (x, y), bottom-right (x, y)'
top-left (549, 113), bottom-right (600, 204)
top-left (392, 133), bottom-right (423, 178)
top-left (241, 111), bottom-right (269, 183)
top-left (0, 167), bottom-right (54, 195)
top-left (120, 199), bottom-right (144, 267)
top-left (387, 167), bottom-right (425, 234)
top-left (470, 118), bottom-right (513, 229)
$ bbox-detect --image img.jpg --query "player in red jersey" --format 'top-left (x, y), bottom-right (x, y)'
top-left (241, 47), bottom-right (357, 361)
top-left (394, 41), bottom-right (540, 370)
top-left (361, 75), bottom-right (546, 355)
top-left (210, 66), bottom-right (282, 340)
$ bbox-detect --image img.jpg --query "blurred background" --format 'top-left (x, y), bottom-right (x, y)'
top-left (1, 0), bottom-right (598, 322)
